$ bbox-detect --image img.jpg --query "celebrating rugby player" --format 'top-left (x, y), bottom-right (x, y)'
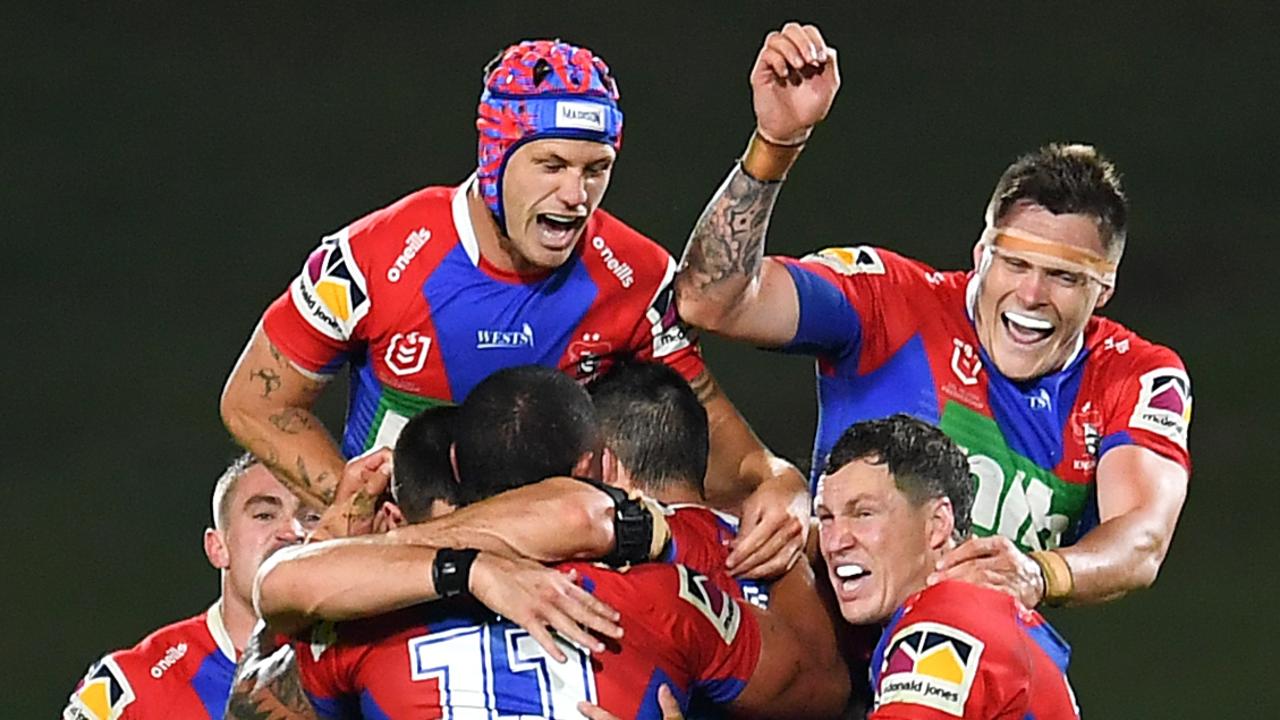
top-left (675, 23), bottom-right (1190, 610)
top-left (220, 38), bottom-right (808, 578)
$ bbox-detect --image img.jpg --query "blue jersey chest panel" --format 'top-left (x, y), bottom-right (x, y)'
top-left (980, 345), bottom-right (1088, 471)
top-left (422, 244), bottom-right (598, 401)
top-left (191, 650), bottom-right (236, 718)
top-left (810, 334), bottom-right (938, 486)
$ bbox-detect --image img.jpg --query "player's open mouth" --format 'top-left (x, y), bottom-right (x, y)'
top-left (1001, 310), bottom-right (1055, 345)
top-left (834, 562), bottom-right (870, 593)
top-left (536, 212), bottom-right (586, 249)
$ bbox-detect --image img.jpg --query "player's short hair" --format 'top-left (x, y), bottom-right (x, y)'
top-left (588, 362), bottom-right (707, 497)
top-left (212, 452), bottom-right (259, 530)
top-left (392, 405), bottom-right (460, 523)
top-left (988, 143), bottom-right (1128, 257)
top-left (453, 365), bottom-right (599, 506)
top-left (823, 414), bottom-right (973, 542)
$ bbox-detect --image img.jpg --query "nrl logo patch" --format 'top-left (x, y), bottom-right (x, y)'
top-left (1129, 367), bottom-right (1191, 447)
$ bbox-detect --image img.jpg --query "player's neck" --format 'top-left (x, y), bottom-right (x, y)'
top-left (467, 187), bottom-right (541, 276)
top-left (649, 485), bottom-right (703, 505)
top-left (218, 580), bottom-right (257, 654)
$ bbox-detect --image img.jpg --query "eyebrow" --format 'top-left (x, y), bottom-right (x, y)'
top-left (242, 494), bottom-right (284, 511)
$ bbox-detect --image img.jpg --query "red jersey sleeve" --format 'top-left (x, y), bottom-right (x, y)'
top-left (624, 254), bottom-right (706, 382)
top-left (775, 247), bottom-right (942, 370)
top-left (261, 224), bottom-right (374, 376)
top-left (668, 564), bottom-right (762, 705)
top-left (63, 652), bottom-right (144, 720)
top-left (1096, 339), bottom-right (1192, 470)
top-left (292, 620), bottom-right (365, 718)
top-left (870, 582), bottom-right (1029, 720)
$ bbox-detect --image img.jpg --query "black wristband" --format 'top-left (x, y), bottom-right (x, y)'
top-left (569, 476), bottom-right (655, 567)
top-left (432, 548), bottom-right (479, 599)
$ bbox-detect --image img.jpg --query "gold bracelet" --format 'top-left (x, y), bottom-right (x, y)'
top-left (741, 130), bottom-right (807, 182)
top-left (1029, 550), bottom-right (1075, 606)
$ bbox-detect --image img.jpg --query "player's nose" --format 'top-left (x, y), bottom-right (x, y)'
top-left (555, 169), bottom-right (589, 208)
top-left (1014, 268), bottom-right (1051, 306)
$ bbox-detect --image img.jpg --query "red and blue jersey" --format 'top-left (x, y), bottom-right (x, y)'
top-left (868, 580), bottom-right (1078, 719)
top-left (62, 604), bottom-right (238, 720)
top-left (262, 180), bottom-right (703, 457)
top-left (778, 247), bottom-right (1192, 551)
top-left (294, 562), bottom-right (760, 719)
top-left (661, 504), bottom-right (770, 609)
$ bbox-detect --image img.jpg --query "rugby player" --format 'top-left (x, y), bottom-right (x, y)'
top-left (62, 455), bottom-right (318, 719)
top-left (219, 38), bottom-right (808, 578)
top-left (818, 415), bottom-right (1079, 718)
top-left (231, 366), bottom-right (848, 718)
top-left (674, 22), bottom-right (1190, 609)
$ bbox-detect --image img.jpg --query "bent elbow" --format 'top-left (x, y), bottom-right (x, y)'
top-left (675, 291), bottom-right (732, 333)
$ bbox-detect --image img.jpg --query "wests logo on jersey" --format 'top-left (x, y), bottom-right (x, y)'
top-left (291, 228), bottom-right (370, 341)
top-left (1129, 368), bottom-right (1191, 447)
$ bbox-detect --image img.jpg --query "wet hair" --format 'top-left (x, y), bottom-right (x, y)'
top-left (823, 414), bottom-right (973, 542)
top-left (988, 143), bottom-right (1128, 257)
top-left (453, 365), bottom-right (599, 506)
top-left (212, 452), bottom-right (259, 530)
top-left (589, 362), bottom-right (708, 497)
top-left (392, 405), bottom-right (460, 523)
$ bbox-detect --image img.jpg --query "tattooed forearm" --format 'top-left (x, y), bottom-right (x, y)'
top-left (678, 164), bottom-right (782, 293)
top-left (269, 408), bottom-right (314, 434)
top-left (227, 629), bottom-right (317, 720)
top-left (250, 368), bottom-right (282, 398)
top-left (296, 456), bottom-right (336, 506)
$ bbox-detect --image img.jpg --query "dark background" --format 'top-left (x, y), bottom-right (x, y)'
top-left (7, 2), bottom-right (1277, 716)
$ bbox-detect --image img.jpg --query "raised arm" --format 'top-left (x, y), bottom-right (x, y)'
top-left (220, 322), bottom-right (345, 508)
top-left (675, 22), bottom-right (840, 346)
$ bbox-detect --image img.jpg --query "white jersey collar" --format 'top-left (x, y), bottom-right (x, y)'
top-left (206, 600), bottom-right (237, 662)
top-left (451, 175), bottom-right (481, 266)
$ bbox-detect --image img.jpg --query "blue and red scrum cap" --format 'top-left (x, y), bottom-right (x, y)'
top-left (476, 39), bottom-right (623, 230)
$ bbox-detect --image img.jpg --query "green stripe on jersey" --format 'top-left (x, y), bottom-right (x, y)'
top-left (940, 402), bottom-right (1088, 552)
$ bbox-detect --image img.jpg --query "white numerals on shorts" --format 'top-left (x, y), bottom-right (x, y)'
top-left (409, 624), bottom-right (597, 719)
top-left (967, 454), bottom-right (1069, 551)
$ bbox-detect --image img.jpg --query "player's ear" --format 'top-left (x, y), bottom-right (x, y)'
top-left (926, 498), bottom-right (956, 551)
top-left (601, 446), bottom-right (633, 491)
top-left (204, 528), bottom-right (230, 570)
top-left (1095, 282), bottom-right (1115, 309)
top-left (574, 448), bottom-right (603, 480)
top-left (449, 442), bottom-right (461, 482)
top-left (374, 502), bottom-right (405, 532)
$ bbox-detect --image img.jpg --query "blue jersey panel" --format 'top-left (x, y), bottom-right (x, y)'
top-left (811, 334), bottom-right (938, 487)
top-left (424, 244), bottom-right (597, 402)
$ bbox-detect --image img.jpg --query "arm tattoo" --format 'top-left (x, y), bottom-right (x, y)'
top-left (227, 628), bottom-right (317, 719)
top-left (297, 456), bottom-right (336, 506)
top-left (269, 408), bottom-right (314, 434)
top-left (267, 340), bottom-right (286, 367)
top-left (250, 368), bottom-right (282, 399)
top-left (679, 164), bottom-right (782, 292)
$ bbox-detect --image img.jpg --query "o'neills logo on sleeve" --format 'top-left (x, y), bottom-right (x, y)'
top-left (591, 235), bottom-right (634, 288)
top-left (556, 101), bottom-right (607, 132)
top-left (387, 228), bottom-right (431, 282)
